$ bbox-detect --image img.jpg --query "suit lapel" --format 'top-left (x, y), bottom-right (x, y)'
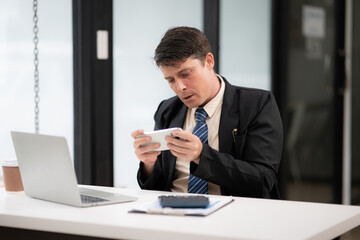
top-left (219, 78), bottom-right (239, 154)
top-left (168, 103), bottom-right (187, 128)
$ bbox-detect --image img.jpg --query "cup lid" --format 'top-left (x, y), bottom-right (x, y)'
top-left (2, 160), bottom-right (19, 167)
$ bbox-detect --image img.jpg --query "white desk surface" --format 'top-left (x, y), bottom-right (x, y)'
top-left (1, 185), bottom-right (360, 240)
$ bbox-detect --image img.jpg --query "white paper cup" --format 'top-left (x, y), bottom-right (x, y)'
top-left (2, 160), bottom-right (24, 192)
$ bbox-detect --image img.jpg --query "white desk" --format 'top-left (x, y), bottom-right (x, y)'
top-left (1, 185), bottom-right (360, 240)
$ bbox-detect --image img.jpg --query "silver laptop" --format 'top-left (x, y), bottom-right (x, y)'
top-left (11, 131), bottom-right (137, 207)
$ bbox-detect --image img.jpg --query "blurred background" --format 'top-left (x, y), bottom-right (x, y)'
top-left (0, 0), bottom-right (359, 224)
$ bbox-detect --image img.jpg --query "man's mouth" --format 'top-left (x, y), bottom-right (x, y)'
top-left (183, 95), bottom-right (193, 100)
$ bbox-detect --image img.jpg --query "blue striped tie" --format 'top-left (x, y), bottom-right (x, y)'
top-left (187, 108), bottom-right (208, 194)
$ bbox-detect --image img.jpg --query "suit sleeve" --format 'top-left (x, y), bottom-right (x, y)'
top-left (191, 92), bottom-right (283, 198)
top-left (137, 101), bottom-right (169, 191)
top-left (137, 159), bottom-right (166, 190)
top-left (137, 122), bottom-right (167, 191)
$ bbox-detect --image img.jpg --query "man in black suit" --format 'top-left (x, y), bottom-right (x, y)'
top-left (132, 26), bottom-right (283, 199)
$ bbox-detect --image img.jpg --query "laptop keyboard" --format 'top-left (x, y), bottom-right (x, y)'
top-left (81, 194), bottom-right (109, 203)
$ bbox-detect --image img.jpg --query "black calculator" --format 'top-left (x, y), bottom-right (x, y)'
top-left (158, 195), bottom-right (210, 208)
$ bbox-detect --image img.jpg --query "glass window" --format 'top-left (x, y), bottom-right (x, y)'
top-left (113, 0), bottom-right (203, 188)
top-left (0, 0), bottom-right (73, 184)
top-left (219, 0), bottom-right (271, 90)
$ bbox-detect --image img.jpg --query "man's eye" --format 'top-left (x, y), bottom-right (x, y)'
top-left (181, 72), bottom-right (189, 78)
top-left (168, 79), bottom-right (174, 83)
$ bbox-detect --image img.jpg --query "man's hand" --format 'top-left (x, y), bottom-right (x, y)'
top-left (165, 130), bottom-right (203, 164)
top-left (131, 129), bottom-right (161, 178)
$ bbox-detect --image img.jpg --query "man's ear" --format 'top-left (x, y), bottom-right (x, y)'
top-left (205, 53), bottom-right (215, 69)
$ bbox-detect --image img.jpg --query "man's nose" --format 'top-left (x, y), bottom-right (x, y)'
top-left (175, 79), bottom-right (187, 91)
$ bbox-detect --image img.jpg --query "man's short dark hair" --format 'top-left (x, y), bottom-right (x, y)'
top-left (154, 26), bottom-right (211, 67)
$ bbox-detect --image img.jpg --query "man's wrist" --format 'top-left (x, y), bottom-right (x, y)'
top-left (143, 162), bottom-right (155, 179)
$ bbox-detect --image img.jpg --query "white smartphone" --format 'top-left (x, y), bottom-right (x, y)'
top-left (137, 127), bottom-right (183, 151)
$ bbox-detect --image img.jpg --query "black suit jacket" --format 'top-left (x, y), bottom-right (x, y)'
top-left (137, 77), bottom-right (283, 199)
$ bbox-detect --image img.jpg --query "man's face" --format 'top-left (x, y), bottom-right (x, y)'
top-left (160, 53), bottom-right (217, 108)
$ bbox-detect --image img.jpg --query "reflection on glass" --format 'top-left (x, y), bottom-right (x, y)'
top-left (284, 0), bottom-right (335, 203)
